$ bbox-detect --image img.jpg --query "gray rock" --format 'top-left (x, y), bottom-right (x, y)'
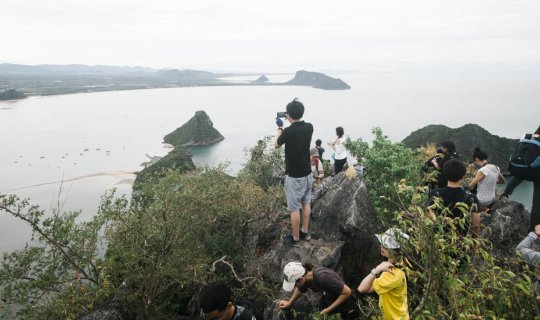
top-left (244, 173), bottom-right (383, 319)
top-left (481, 198), bottom-right (529, 259)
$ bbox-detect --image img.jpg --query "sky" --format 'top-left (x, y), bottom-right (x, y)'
top-left (1, 0), bottom-right (540, 72)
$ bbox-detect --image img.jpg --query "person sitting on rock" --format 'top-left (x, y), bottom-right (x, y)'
top-left (516, 224), bottom-right (540, 266)
top-left (199, 281), bottom-right (256, 320)
top-left (310, 147), bottom-right (324, 188)
top-left (315, 139), bottom-right (325, 160)
top-left (468, 147), bottom-right (505, 210)
top-left (357, 228), bottom-right (410, 320)
top-left (429, 159), bottom-right (480, 236)
top-left (277, 261), bottom-right (357, 319)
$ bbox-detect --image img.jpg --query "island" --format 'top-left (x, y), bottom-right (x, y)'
top-left (0, 88), bottom-right (27, 101)
top-left (285, 70), bottom-right (351, 90)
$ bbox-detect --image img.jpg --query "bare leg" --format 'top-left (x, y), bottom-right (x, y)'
top-left (301, 202), bottom-right (311, 233)
top-left (291, 211), bottom-right (300, 241)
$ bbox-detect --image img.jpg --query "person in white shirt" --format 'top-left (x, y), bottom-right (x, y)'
top-left (468, 147), bottom-right (505, 208)
top-left (328, 126), bottom-right (347, 174)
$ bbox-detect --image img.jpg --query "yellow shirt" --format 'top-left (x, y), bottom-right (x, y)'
top-left (372, 268), bottom-right (409, 320)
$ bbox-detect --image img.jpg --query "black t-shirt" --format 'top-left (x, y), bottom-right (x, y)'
top-left (299, 267), bottom-right (344, 302)
top-left (429, 186), bottom-right (479, 235)
top-left (316, 146), bottom-right (325, 159)
top-left (277, 121), bottom-right (313, 178)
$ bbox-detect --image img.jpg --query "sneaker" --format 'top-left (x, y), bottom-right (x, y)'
top-left (282, 234), bottom-right (300, 246)
top-left (300, 231), bottom-right (311, 241)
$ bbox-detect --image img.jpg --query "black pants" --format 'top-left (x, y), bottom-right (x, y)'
top-left (334, 158), bottom-right (347, 174)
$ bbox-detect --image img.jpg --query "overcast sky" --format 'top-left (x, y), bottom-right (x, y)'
top-left (2, 0), bottom-right (540, 72)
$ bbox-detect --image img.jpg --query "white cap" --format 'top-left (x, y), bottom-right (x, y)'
top-left (375, 228), bottom-right (410, 249)
top-left (282, 262), bottom-right (306, 292)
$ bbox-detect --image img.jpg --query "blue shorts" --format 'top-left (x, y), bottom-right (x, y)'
top-left (284, 174), bottom-right (313, 212)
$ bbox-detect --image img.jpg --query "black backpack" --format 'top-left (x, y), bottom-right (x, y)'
top-left (508, 137), bottom-right (540, 181)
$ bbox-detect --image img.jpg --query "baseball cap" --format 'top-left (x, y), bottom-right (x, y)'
top-left (375, 228), bottom-right (410, 249)
top-left (282, 262), bottom-right (305, 292)
top-left (310, 147), bottom-right (319, 157)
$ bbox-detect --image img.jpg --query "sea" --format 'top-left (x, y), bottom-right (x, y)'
top-left (1, 71), bottom-right (538, 252)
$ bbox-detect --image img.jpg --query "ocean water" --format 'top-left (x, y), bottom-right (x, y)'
top-left (0, 71), bottom-right (538, 252)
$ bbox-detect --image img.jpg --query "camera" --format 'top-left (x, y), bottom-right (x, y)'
top-left (276, 112), bottom-right (288, 118)
top-left (436, 147), bottom-right (444, 154)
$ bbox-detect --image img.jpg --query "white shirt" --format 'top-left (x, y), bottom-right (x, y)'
top-left (477, 164), bottom-right (500, 206)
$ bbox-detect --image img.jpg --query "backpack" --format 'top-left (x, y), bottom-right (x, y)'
top-left (508, 138), bottom-right (540, 181)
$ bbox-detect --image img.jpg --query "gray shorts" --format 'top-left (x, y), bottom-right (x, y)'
top-left (284, 174), bottom-right (313, 212)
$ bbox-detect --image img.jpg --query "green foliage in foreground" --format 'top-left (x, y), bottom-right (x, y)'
top-left (394, 180), bottom-right (540, 319)
top-left (344, 127), bottom-right (423, 225)
top-left (0, 167), bottom-right (271, 319)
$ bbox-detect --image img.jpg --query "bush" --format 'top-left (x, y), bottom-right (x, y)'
top-left (344, 127), bottom-right (423, 225)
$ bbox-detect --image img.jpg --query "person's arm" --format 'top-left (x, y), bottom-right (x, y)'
top-left (357, 261), bottom-right (394, 293)
top-left (516, 225), bottom-right (540, 265)
top-left (497, 172), bottom-right (506, 184)
top-left (277, 287), bottom-right (302, 309)
top-left (274, 128), bottom-right (283, 149)
top-left (469, 171), bottom-right (486, 189)
top-left (320, 285), bottom-right (352, 315)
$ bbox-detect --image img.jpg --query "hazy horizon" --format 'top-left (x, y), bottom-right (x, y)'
top-left (2, 0), bottom-right (540, 73)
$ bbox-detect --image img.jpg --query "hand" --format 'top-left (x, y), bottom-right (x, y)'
top-left (533, 133), bottom-right (540, 139)
top-left (277, 300), bottom-right (291, 309)
top-left (375, 261), bottom-right (395, 275)
top-left (320, 308), bottom-right (331, 315)
top-left (535, 224), bottom-right (540, 236)
top-left (275, 117), bottom-right (283, 128)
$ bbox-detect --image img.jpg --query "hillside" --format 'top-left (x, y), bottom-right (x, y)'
top-left (402, 123), bottom-right (517, 172)
top-left (163, 110), bottom-right (224, 147)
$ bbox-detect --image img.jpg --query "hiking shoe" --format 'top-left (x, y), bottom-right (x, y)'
top-left (282, 234), bottom-right (300, 246)
top-left (300, 231), bottom-right (311, 241)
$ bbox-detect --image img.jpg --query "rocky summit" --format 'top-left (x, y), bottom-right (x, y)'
top-left (402, 123), bottom-right (517, 173)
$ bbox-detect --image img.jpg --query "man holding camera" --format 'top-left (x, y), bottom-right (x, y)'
top-left (274, 99), bottom-right (314, 246)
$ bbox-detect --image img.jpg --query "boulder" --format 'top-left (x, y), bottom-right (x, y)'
top-left (244, 173), bottom-right (383, 319)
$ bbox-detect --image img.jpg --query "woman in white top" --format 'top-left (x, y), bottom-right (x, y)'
top-left (469, 147), bottom-right (505, 208)
top-left (328, 127), bottom-right (347, 174)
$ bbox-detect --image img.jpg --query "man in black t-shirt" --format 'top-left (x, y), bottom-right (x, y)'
top-left (274, 99), bottom-right (314, 246)
top-left (431, 140), bottom-right (459, 188)
top-left (429, 159), bottom-right (479, 236)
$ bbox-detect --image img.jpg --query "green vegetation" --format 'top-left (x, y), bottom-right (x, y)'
top-left (1, 128), bottom-right (538, 319)
top-left (163, 111), bottom-right (224, 147)
top-left (345, 127), bottom-right (423, 225)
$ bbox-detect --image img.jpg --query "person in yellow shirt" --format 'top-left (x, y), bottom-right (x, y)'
top-left (357, 228), bottom-right (410, 320)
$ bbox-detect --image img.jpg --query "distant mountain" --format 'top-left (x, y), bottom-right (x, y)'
top-left (402, 123), bottom-right (517, 173)
top-left (157, 69), bottom-right (217, 81)
top-left (286, 70), bottom-right (351, 90)
top-left (253, 75), bottom-right (269, 83)
top-left (0, 89), bottom-right (27, 100)
top-left (0, 63), bottom-right (154, 75)
top-left (164, 110), bottom-right (224, 147)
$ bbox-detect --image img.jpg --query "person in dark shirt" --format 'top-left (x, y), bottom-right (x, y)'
top-left (199, 282), bottom-right (256, 320)
top-left (431, 140), bottom-right (459, 188)
top-left (429, 159), bottom-right (479, 236)
top-left (274, 99), bottom-right (314, 246)
top-left (502, 125), bottom-right (540, 232)
top-left (315, 139), bottom-right (325, 160)
top-left (278, 261), bottom-right (357, 319)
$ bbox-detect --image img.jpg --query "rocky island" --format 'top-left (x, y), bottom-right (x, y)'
top-left (285, 70), bottom-right (351, 90)
top-left (164, 110), bottom-right (224, 147)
